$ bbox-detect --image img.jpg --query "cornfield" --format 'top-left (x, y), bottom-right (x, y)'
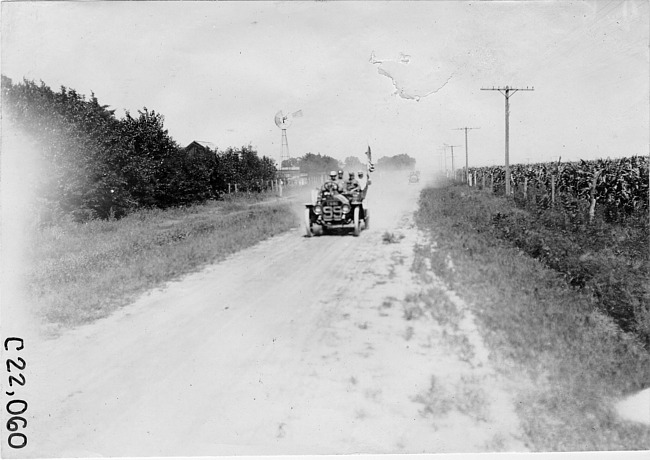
top-left (467, 156), bottom-right (649, 221)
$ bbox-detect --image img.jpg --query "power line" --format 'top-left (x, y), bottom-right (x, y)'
top-left (529, 1), bottom-right (632, 81)
top-left (480, 86), bottom-right (534, 195)
top-left (534, 1), bottom-right (620, 65)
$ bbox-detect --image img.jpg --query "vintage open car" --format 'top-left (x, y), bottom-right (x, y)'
top-left (304, 189), bottom-right (368, 237)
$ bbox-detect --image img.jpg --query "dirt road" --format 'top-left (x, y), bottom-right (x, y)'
top-left (20, 174), bottom-right (527, 457)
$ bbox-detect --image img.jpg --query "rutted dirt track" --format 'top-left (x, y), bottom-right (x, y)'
top-left (23, 176), bottom-right (527, 457)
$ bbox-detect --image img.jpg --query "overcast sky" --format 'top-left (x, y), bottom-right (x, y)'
top-left (2, 1), bottom-right (648, 171)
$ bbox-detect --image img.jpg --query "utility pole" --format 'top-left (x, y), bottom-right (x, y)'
top-left (453, 127), bottom-right (480, 185)
top-left (481, 86), bottom-right (534, 195)
top-left (444, 144), bottom-right (461, 179)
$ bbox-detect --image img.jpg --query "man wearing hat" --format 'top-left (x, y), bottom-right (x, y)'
top-left (321, 170), bottom-right (349, 204)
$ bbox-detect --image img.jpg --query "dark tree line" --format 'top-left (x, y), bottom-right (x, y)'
top-left (376, 153), bottom-right (416, 171)
top-left (281, 152), bottom-right (341, 174)
top-left (1, 76), bottom-right (277, 221)
top-left (281, 152), bottom-right (416, 176)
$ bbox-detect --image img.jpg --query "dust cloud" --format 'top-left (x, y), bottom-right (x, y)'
top-left (1, 122), bottom-right (43, 337)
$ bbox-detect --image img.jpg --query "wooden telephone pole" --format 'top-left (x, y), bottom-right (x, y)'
top-left (444, 144), bottom-right (462, 179)
top-left (453, 127), bottom-right (480, 185)
top-left (480, 86), bottom-right (534, 195)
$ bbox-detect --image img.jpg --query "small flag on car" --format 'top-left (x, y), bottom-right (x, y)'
top-left (366, 145), bottom-right (375, 173)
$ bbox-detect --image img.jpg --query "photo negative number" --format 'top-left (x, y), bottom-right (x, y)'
top-left (4, 337), bottom-right (27, 449)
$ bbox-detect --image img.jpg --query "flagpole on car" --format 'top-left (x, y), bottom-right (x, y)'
top-left (365, 144), bottom-right (374, 177)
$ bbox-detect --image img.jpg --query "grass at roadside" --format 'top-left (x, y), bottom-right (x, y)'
top-left (26, 197), bottom-right (299, 332)
top-left (414, 185), bottom-right (650, 451)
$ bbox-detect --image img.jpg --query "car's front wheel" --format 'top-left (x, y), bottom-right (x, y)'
top-left (353, 207), bottom-right (361, 237)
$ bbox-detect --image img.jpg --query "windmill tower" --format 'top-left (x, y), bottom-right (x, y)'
top-left (274, 109), bottom-right (302, 167)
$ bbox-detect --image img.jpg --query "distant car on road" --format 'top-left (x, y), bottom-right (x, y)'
top-left (408, 171), bottom-right (420, 184)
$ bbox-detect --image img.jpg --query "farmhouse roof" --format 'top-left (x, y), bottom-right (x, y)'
top-left (185, 140), bottom-right (217, 151)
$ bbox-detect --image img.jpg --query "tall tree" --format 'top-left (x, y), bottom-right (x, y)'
top-left (298, 153), bottom-right (340, 174)
top-left (376, 153), bottom-right (416, 171)
top-left (116, 108), bottom-right (183, 208)
top-left (343, 155), bottom-right (363, 171)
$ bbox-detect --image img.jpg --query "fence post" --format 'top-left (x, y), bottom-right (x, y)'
top-left (228, 183), bottom-right (231, 194)
top-left (490, 172), bottom-right (494, 193)
top-left (588, 170), bottom-right (602, 224)
top-left (234, 183), bottom-right (238, 193)
top-left (523, 177), bottom-right (528, 201)
top-left (482, 173), bottom-right (486, 190)
top-left (551, 175), bottom-right (555, 206)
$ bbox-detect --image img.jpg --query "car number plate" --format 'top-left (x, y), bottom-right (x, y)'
top-left (322, 205), bottom-right (342, 220)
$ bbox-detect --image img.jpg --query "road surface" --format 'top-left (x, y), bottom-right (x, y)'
top-left (20, 174), bottom-right (527, 457)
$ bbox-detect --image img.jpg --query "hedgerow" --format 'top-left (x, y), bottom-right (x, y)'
top-left (1, 76), bottom-right (277, 222)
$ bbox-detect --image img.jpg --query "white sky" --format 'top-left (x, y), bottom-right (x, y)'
top-left (2, 0), bottom-right (648, 170)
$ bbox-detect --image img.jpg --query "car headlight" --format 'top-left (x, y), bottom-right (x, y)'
top-left (314, 206), bottom-right (322, 215)
top-left (342, 204), bottom-right (350, 214)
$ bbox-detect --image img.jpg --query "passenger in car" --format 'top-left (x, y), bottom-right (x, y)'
top-left (336, 170), bottom-right (346, 191)
top-left (345, 172), bottom-right (360, 195)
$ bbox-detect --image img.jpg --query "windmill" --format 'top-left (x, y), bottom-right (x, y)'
top-left (274, 109), bottom-right (302, 168)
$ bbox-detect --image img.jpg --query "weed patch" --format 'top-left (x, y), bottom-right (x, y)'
top-left (413, 376), bottom-right (454, 418)
top-left (382, 231), bottom-right (404, 244)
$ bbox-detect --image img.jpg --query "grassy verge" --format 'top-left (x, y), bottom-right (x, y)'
top-left (414, 185), bottom-right (650, 451)
top-left (507, 186), bottom-right (648, 347)
top-left (26, 197), bottom-right (299, 332)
